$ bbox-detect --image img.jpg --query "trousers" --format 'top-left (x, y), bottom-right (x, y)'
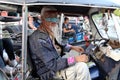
top-left (0, 38), bottom-right (15, 61)
top-left (56, 62), bottom-right (91, 80)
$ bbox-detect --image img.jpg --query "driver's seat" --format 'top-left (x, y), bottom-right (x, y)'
top-left (27, 36), bottom-right (40, 80)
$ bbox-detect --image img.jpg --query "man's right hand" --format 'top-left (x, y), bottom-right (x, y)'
top-left (75, 54), bottom-right (89, 63)
top-left (70, 29), bottom-right (75, 32)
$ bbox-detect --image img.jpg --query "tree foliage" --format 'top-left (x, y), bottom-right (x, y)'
top-left (113, 9), bottom-right (120, 16)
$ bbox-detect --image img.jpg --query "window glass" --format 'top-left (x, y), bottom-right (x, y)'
top-left (92, 12), bottom-right (119, 40)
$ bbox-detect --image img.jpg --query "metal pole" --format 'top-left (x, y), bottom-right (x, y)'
top-left (22, 3), bottom-right (28, 80)
top-left (59, 13), bottom-right (64, 43)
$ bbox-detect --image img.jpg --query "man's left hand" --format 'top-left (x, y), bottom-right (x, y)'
top-left (71, 46), bottom-right (84, 53)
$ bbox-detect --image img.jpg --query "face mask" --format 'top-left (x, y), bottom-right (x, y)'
top-left (45, 17), bottom-right (59, 23)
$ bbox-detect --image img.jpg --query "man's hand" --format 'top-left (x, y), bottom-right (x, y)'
top-left (75, 54), bottom-right (89, 62)
top-left (71, 46), bottom-right (84, 53)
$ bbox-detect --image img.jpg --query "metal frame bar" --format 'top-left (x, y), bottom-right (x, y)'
top-left (22, 3), bottom-right (28, 80)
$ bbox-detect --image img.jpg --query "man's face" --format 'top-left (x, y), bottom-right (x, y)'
top-left (44, 12), bottom-right (59, 27)
top-left (50, 21), bottom-right (57, 27)
top-left (66, 19), bottom-right (69, 24)
top-left (28, 16), bottom-right (33, 22)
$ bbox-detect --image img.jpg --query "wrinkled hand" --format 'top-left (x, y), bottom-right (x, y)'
top-left (75, 54), bottom-right (89, 62)
top-left (71, 46), bottom-right (84, 53)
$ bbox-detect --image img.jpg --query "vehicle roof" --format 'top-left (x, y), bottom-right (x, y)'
top-left (0, 0), bottom-right (119, 14)
top-left (0, 0), bottom-right (120, 8)
top-left (28, 5), bottom-right (90, 15)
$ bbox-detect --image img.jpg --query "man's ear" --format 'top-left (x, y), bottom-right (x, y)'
top-left (41, 16), bottom-right (44, 21)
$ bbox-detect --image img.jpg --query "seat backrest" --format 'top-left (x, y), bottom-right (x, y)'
top-left (3, 25), bottom-right (22, 34)
top-left (27, 36), bottom-right (39, 78)
top-left (27, 37), bottom-right (33, 71)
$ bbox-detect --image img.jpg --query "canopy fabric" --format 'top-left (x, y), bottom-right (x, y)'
top-left (0, 0), bottom-right (24, 5)
top-left (0, 0), bottom-right (120, 8)
top-left (26, 0), bottom-right (120, 7)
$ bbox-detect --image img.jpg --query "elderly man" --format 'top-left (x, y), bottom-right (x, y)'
top-left (29, 6), bottom-right (91, 80)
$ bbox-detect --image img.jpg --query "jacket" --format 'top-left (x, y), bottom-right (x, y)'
top-left (29, 30), bottom-right (71, 80)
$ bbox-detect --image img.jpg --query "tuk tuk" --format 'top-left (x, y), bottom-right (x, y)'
top-left (0, 0), bottom-right (120, 80)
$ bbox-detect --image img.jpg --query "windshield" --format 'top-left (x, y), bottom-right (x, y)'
top-left (115, 15), bottom-right (120, 26)
top-left (92, 12), bottom-right (120, 40)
